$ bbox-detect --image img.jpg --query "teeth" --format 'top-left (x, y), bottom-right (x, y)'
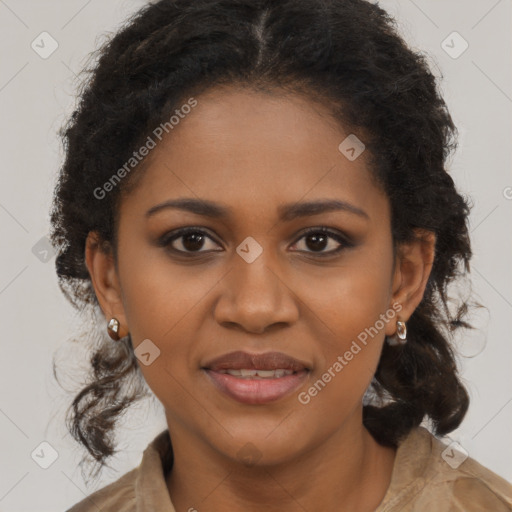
top-left (219, 369), bottom-right (294, 378)
top-left (255, 370), bottom-right (279, 378)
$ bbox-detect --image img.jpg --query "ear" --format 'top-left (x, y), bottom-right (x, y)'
top-left (85, 231), bottom-right (129, 338)
top-left (384, 228), bottom-right (436, 336)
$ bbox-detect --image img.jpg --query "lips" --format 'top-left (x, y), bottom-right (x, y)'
top-left (202, 351), bottom-right (311, 405)
top-left (203, 350), bottom-right (310, 373)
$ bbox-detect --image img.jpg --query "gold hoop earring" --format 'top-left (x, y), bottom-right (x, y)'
top-left (387, 319), bottom-right (407, 346)
top-left (107, 317), bottom-right (121, 341)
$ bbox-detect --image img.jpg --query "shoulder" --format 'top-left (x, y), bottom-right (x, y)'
top-left (379, 427), bottom-right (512, 512)
top-left (65, 467), bottom-right (137, 512)
top-left (65, 429), bottom-right (173, 512)
top-left (425, 430), bottom-right (512, 511)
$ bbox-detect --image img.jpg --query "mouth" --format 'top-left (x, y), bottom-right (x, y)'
top-left (215, 368), bottom-right (297, 378)
top-left (203, 350), bottom-right (311, 372)
top-left (202, 351), bottom-right (311, 405)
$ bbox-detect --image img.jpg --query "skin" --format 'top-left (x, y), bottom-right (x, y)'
top-left (85, 85), bottom-right (436, 512)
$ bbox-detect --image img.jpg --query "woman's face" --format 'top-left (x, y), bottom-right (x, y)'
top-left (87, 85), bottom-right (433, 466)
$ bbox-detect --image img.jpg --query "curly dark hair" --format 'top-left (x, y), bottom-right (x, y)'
top-left (50, 0), bottom-right (479, 484)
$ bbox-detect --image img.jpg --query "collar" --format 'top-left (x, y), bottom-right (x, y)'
top-left (132, 426), bottom-right (433, 511)
top-left (135, 429), bottom-right (175, 512)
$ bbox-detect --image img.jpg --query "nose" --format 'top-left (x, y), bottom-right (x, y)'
top-left (213, 250), bottom-right (300, 334)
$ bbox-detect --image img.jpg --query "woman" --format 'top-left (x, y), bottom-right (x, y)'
top-left (50, 0), bottom-right (512, 510)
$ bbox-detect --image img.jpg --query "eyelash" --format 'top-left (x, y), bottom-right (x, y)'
top-left (158, 226), bottom-right (354, 258)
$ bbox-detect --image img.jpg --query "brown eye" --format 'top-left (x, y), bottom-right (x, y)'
top-left (160, 228), bottom-right (222, 254)
top-left (290, 227), bottom-right (352, 256)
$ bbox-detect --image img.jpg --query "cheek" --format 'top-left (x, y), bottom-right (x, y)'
top-left (116, 244), bottom-right (225, 394)
top-left (296, 272), bottom-right (389, 423)
top-left (118, 239), bottom-right (214, 339)
top-left (296, 239), bottom-right (394, 401)
top-left (112, 214), bottom-right (209, 408)
top-left (302, 246), bottom-right (394, 349)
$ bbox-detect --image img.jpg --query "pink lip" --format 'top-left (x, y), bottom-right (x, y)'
top-left (204, 369), bottom-right (309, 405)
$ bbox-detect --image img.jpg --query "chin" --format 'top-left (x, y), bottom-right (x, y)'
top-left (209, 424), bottom-right (311, 468)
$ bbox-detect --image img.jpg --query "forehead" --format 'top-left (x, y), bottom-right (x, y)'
top-left (119, 86), bottom-right (389, 226)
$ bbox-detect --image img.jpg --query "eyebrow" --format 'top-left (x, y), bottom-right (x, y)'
top-left (145, 197), bottom-right (369, 221)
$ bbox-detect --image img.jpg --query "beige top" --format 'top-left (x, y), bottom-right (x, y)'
top-left (66, 426), bottom-right (512, 511)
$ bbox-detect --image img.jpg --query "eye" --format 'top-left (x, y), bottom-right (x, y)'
top-left (159, 227), bottom-right (222, 255)
top-left (290, 227), bottom-right (352, 256)
top-left (159, 226), bottom-right (353, 258)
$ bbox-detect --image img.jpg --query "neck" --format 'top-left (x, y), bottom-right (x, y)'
top-left (165, 410), bottom-right (396, 512)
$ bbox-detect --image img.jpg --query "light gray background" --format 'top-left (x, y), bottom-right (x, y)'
top-left (0, 0), bottom-right (511, 510)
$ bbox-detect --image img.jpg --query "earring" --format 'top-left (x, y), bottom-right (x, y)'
top-left (387, 319), bottom-right (407, 346)
top-left (107, 317), bottom-right (121, 341)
